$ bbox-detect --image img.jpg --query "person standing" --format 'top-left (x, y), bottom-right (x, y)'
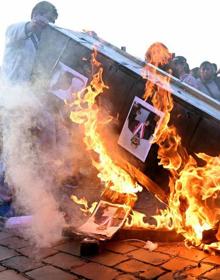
top-left (198, 61), bottom-right (220, 102)
top-left (1, 1), bottom-right (58, 84)
top-left (170, 56), bottom-right (201, 90)
top-left (0, 2), bottom-right (58, 217)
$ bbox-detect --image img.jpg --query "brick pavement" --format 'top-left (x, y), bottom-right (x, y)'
top-left (0, 228), bottom-right (220, 279)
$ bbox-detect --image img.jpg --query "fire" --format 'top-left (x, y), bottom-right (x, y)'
top-left (145, 42), bottom-right (172, 69)
top-left (69, 44), bottom-right (220, 251)
top-left (125, 210), bottom-right (154, 229)
top-left (71, 195), bottom-right (97, 215)
top-left (136, 42), bottom-right (220, 251)
top-left (69, 49), bottom-right (141, 202)
top-left (153, 153), bottom-right (220, 248)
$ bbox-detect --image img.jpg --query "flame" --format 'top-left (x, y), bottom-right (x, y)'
top-left (137, 43), bottom-right (220, 251)
top-left (71, 195), bottom-right (89, 209)
top-left (153, 153), bottom-right (220, 249)
top-left (125, 210), bottom-right (155, 229)
top-left (69, 49), bottom-right (141, 204)
top-left (71, 195), bottom-right (97, 215)
top-left (145, 42), bottom-right (172, 68)
top-left (68, 44), bottom-right (220, 251)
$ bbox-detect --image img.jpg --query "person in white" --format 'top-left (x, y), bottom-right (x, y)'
top-left (0, 2), bottom-right (58, 216)
top-left (1, 1), bottom-right (58, 84)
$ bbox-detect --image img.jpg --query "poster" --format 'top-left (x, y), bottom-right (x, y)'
top-left (78, 200), bottom-right (130, 239)
top-left (49, 62), bottom-right (88, 101)
top-left (118, 96), bottom-right (164, 162)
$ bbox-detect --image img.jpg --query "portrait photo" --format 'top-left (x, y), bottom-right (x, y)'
top-left (49, 62), bottom-right (88, 101)
top-left (118, 96), bottom-right (164, 162)
top-left (78, 200), bottom-right (130, 239)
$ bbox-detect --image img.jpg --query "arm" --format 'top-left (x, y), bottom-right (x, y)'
top-left (5, 16), bottom-right (49, 45)
top-left (5, 22), bottom-right (28, 45)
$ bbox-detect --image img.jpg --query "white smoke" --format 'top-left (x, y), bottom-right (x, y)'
top-left (0, 82), bottom-right (76, 247)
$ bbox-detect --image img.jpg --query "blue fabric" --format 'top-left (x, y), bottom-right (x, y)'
top-left (0, 202), bottom-right (10, 216)
top-left (0, 202), bottom-right (15, 217)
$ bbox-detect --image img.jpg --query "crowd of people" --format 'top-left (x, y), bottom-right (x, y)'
top-left (145, 42), bottom-right (220, 102)
top-left (171, 56), bottom-right (220, 101)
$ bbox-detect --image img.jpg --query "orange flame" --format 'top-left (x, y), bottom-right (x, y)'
top-left (137, 43), bottom-right (220, 250)
top-left (125, 210), bottom-right (155, 229)
top-left (145, 42), bottom-right (172, 68)
top-left (69, 49), bottom-right (141, 200)
top-left (69, 44), bottom-right (220, 251)
top-left (71, 195), bottom-right (97, 215)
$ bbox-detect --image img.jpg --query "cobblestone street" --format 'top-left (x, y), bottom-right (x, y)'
top-left (0, 227), bottom-right (220, 279)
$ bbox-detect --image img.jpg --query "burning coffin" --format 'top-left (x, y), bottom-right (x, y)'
top-left (32, 25), bottom-right (220, 204)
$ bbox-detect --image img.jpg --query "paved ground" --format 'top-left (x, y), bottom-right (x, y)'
top-left (0, 227), bottom-right (220, 279)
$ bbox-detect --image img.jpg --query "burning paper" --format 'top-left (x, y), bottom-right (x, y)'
top-left (78, 200), bottom-right (130, 239)
top-left (118, 96), bottom-right (164, 162)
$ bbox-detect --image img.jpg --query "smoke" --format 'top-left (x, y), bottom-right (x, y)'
top-left (0, 72), bottom-right (128, 247)
top-left (0, 82), bottom-right (78, 247)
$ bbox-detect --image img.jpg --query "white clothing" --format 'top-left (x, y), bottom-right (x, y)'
top-left (1, 22), bottom-right (39, 84)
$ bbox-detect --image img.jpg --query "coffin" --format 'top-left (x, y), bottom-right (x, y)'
top-left (32, 25), bottom-right (220, 202)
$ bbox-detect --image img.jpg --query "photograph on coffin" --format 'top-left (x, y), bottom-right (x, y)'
top-left (49, 61), bottom-right (88, 101)
top-left (78, 200), bottom-right (131, 239)
top-left (118, 96), bottom-right (164, 162)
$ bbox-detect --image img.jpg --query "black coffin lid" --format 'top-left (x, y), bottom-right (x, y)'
top-left (32, 25), bottom-right (220, 197)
